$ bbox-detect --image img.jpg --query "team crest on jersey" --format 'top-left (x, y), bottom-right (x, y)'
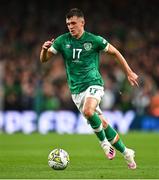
top-left (83, 42), bottom-right (92, 51)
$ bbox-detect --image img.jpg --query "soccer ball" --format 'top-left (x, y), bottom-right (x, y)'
top-left (48, 148), bottom-right (70, 170)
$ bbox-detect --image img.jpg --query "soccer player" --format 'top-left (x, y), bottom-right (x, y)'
top-left (40, 8), bottom-right (138, 169)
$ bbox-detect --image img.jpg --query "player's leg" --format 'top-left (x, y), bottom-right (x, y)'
top-left (82, 96), bottom-right (115, 160)
top-left (83, 97), bottom-right (106, 142)
top-left (99, 115), bottom-right (125, 152)
top-left (72, 86), bottom-right (115, 160)
top-left (99, 115), bottom-right (137, 169)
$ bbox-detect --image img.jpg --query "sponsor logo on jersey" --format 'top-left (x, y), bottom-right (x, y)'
top-left (66, 44), bottom-right (71, 48)
top-left (83, 42), bottom-right (92, 51)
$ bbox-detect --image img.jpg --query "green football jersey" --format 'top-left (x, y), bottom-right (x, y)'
top-left (51, 31), bottom-right (108, 94)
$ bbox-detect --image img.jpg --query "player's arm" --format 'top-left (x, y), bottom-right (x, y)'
top-left (105, 43), bottom-right (139, 87)
top-left (40, 39), bottom-right (55, 63)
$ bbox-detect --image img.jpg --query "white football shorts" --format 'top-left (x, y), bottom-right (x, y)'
top-left (72, 85), bottom-right (104, 115)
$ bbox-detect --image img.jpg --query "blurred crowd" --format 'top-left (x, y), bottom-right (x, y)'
top-left (0, 0), bottom-right (159, 116)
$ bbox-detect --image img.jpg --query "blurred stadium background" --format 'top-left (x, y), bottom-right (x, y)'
top-left (0, 0), bottom-right (159, 134)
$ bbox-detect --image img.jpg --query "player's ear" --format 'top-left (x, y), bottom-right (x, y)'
top-left (82, 18), bottom-right (85, 26)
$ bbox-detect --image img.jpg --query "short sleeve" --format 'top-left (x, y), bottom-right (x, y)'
top-left (50, 36), bottom-right (63, 53)
top-left (96, 36), bottom-right (109, 51)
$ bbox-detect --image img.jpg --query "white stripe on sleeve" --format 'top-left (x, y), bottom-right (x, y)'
top-left (103, 43), bottom-right (109, 52)
top-left (49, 46), bottom-right (58, 54)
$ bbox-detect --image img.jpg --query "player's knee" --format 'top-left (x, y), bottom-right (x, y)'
top-left (83, 107), bottom-right (94, 118)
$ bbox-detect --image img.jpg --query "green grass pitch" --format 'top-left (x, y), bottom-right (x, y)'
top-left (0, 132), bottom-right (159, 179)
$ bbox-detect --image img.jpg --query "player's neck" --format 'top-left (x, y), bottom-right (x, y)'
top-left (74, 30), bottom-right (85, 39)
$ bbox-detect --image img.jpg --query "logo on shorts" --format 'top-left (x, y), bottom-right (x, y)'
top-left (83, 42), bottom-right (92, 51)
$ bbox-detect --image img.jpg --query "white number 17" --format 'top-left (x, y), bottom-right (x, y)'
top-left (73, 48), bottom-right (82, 59)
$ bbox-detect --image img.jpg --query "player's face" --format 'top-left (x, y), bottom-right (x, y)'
top-left (66, 16), bottom-right (85, 38)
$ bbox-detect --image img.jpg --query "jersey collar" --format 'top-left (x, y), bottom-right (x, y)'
top-left (71, 31), bottom-right (86, 41)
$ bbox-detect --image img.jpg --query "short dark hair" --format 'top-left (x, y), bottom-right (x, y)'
top-left (66, 8), bottom-right (84, 19)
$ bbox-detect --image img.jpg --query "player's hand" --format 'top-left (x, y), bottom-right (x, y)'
top-left (42, 38), bottom-right (54, 50)
top-left (127, 71), bottom-right (139, 87)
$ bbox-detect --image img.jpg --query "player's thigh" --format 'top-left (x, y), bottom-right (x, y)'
top-left (83, 86), bottom-right (104, 112)
top-left (72, 85), bottom-right (104, 114)
top-left (85, 85), bottom-right (104, 106)
top-left (83, 97), bottom-right (98, 112)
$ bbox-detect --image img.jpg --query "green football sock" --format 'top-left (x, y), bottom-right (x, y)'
top-left (88, 113), bottom-right (106, 142)
top-left (113, 139), bottom-right (125, 153)
top-left (104, 125), bottom-right (125, 153)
